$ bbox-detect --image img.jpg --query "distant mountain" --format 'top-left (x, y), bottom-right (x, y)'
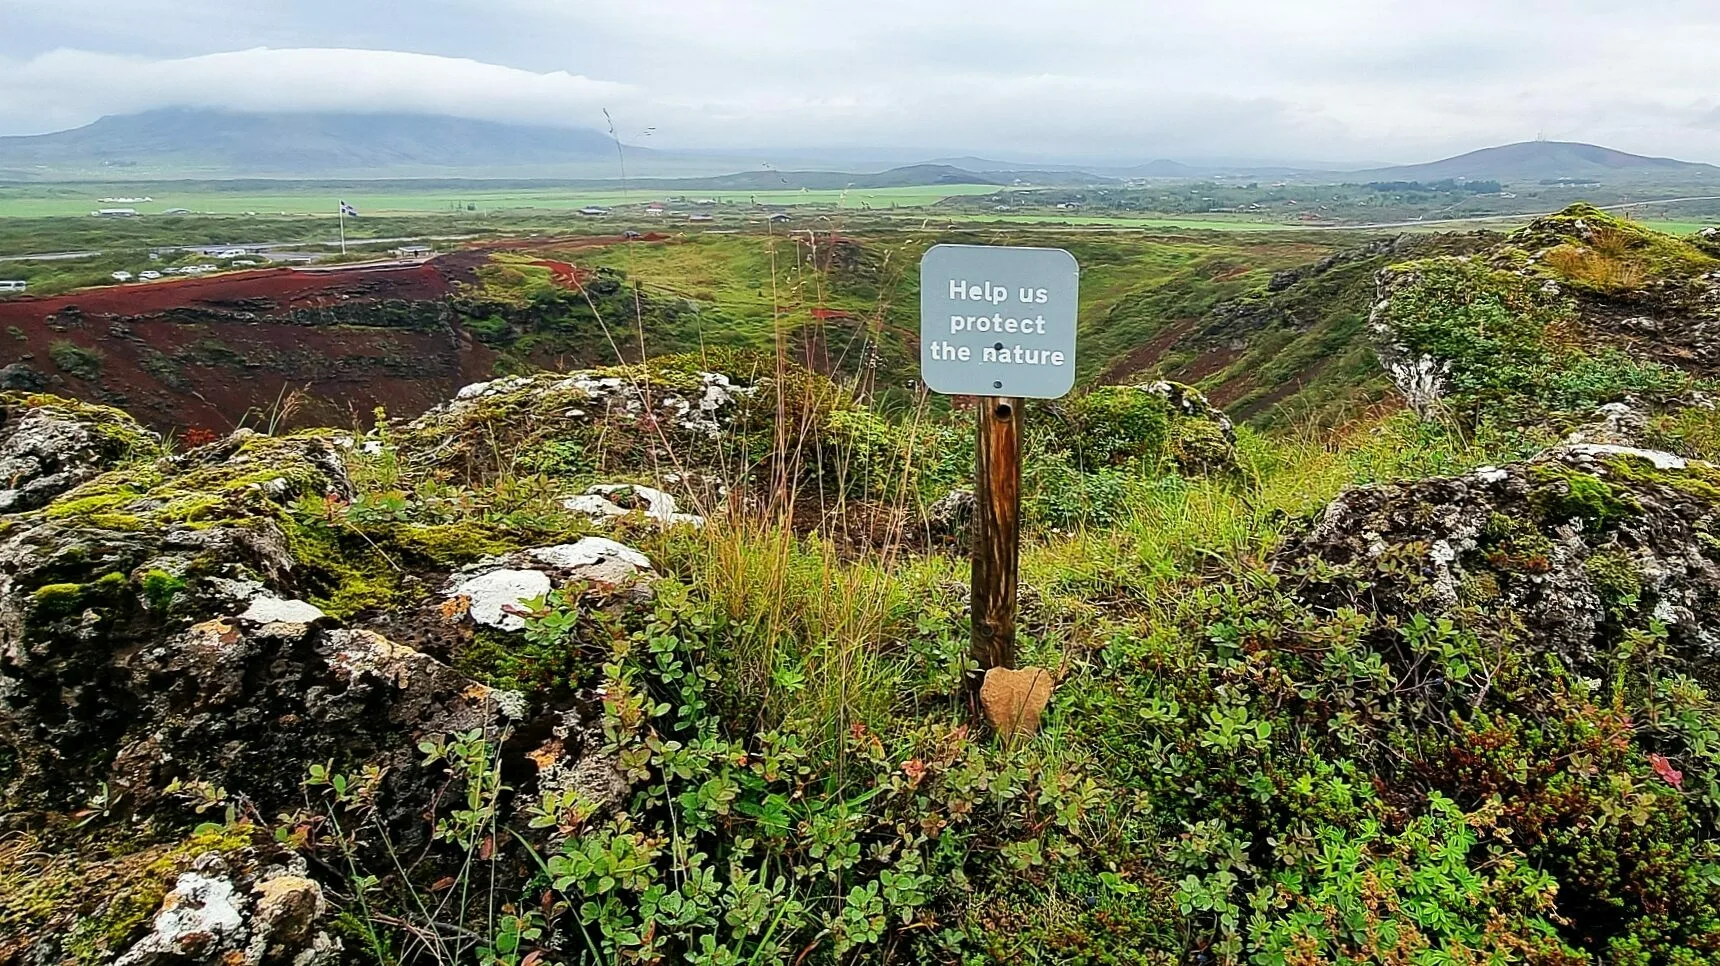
top-left (0, 109), bottom-right (648, 178)
top-left (1347, 141), bottom-right (1720, 184)
top-left (1122, 159), bottom-right (1204, 178)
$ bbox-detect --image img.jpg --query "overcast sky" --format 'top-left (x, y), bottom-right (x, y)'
top-left (4, 0), bottom-right (1720, 164)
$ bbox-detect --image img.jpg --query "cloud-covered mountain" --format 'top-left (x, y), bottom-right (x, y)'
top-left (0, 109), bottom-right (644, 178)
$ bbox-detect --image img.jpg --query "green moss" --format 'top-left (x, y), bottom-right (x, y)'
top-left (31, 582), bottom-right (86, 617)
top-left (1531, 466), bottom-right (1639, 527)
top-left (30, 573), bottom-right (129, 623)
top-left (387, 522), bottom-right (517, 566)
top-left (279, 511), bottom-right (403, 620)
top-left (141, 570), bottom-right (187, 611)
top-left (1053, 387), bottom-right (1174, 469)
top-left (1584, 551), bottom-right (1644, 614)
top-left (1, 824), bottom-right (258, 964)
top-left (1602, 453), bottom-right (1720, 504)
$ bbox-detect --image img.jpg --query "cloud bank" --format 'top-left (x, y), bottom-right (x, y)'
top-left (5, 0), bottom-right (1720, 164)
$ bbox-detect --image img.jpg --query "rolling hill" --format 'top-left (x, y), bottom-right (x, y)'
top-left (1347, 140), bottom-right (1720, 184)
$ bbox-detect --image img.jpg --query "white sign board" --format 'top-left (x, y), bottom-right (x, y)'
top-left (920, 244), bottom-right (1078, 398)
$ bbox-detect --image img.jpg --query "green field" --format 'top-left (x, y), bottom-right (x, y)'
top-left (0, 183), bottom-right (1005, 219)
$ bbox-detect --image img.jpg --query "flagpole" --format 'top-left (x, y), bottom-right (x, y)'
top-left (338, 202), bottom-right (348, 255)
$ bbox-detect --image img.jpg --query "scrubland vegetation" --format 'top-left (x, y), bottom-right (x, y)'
top-left (7, 206), bottom-right (1720, 965)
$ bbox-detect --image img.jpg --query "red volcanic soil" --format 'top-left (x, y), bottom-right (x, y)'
top-left (0, 260), bottom-right (492, 433)
top-left (0, 263), bottom-right (454, 325)
top-left (0, 235), bottom-right (673, 433)
top-left (530, 259), bottom-right (592, 290)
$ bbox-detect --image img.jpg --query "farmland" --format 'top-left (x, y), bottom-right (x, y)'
top-left (0, 182), bottom-right (1007, 219)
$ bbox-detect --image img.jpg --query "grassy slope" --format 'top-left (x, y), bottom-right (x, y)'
top-left (544, 230), bottom-right (1347, 390)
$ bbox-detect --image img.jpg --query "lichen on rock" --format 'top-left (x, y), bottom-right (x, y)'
top-left (0, 392), bottom-right (155, 513)
top-left (1277, 440), bottom-right (1720, 669)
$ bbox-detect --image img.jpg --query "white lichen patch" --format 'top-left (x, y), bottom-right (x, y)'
top-left (530, 537), bottom-right (654, 581)
top-left (445, 569), bottom-right (552, 631)
top-left (1563, 444), bottom-right (1687, 471)
top-left (239, 596), bottom-right (326, 626)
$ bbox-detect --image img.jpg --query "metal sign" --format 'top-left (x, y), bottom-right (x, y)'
top-left (919, 244), bottom-right (1079, 399)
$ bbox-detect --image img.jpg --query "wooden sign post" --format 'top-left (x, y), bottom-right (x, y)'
top-left (919, 244), bottom-right (1078, 684)
top-left (972, 396), bottom-right (1024, 673)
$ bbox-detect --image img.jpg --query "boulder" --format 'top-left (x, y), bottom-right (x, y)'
top-left (2, 608), bottom-right (519, 814)
top-left (564, 482), bottom-right (705, 527)
top-left (400, 366), bottom-right (754, 482)
top-left (442, 537), bottom-right (656, 631)
top-left (1275, 442), bottom-right (1720, 670)
top-left (113, 852), bottom-right (339, 966)
top-left (0, 392), bottom-right (154, 513)
top-left (925, 488), bottom-right (975, 542)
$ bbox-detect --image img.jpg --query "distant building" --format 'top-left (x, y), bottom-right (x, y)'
top-left (392, 245), bottom-right (434, 259)
top-left (578, 206), bottom-right (612, 216)
top-left (689, 213), bottom-right (714, 223)
top-left (643, 205), bottom-right (667, 217)
top-left (93, 208), bottom-right (138, 218)
top-left (163, 208), bottom-right (192, 215)
top-left (0, 280), bottom-right (25, 293)
top-left (768, 212), bottom-right (790, 222)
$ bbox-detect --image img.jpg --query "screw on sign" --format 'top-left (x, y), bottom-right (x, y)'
top-left (920, 244), bottom-right (1078, 695)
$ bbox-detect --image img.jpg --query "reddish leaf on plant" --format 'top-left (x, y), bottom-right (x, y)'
top-left (1650, 753), bottom-right (1684, 789)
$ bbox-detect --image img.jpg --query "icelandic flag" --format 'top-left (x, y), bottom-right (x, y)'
top-left (340, 201), bottom-right (359, 217)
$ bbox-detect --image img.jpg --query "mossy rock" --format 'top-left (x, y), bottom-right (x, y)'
top-left (1044, 381), bottom-right (1238, 476)
top-left (0, 392), bottom-right (158, 513)
top-left (0, 824), bottom-right (261, 964)
top-left (1278, 442), bottom-right (1720, 673)
top-left (1372, 206), bottom-right (1720, 432)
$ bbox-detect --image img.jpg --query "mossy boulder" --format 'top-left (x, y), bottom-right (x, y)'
top-left (1370, 206), bottom-right (1720, 429)
top-left (0, 392), bottom-right (155, 513)
top-left (1277, 442), bottom-right (1720, 672)
top-left (0, 825), bottom-right (277, 965)
top-left (1044, 381), bottom-right (1238, 476)
top-left (396, 354), bottom-right (916, 503)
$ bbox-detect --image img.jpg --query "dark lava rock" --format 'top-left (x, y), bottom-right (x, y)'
top-left (0, 392), bottom-right (154, 513)
top-left (1275, 442), bottom-right (1720, 672)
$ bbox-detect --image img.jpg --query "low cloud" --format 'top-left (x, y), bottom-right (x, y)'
top-left (0, 47), bottom-right (635, 135)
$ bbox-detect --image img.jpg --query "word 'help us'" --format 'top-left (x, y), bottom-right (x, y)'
top-left (948, 279), bottom-right (1051, 305)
